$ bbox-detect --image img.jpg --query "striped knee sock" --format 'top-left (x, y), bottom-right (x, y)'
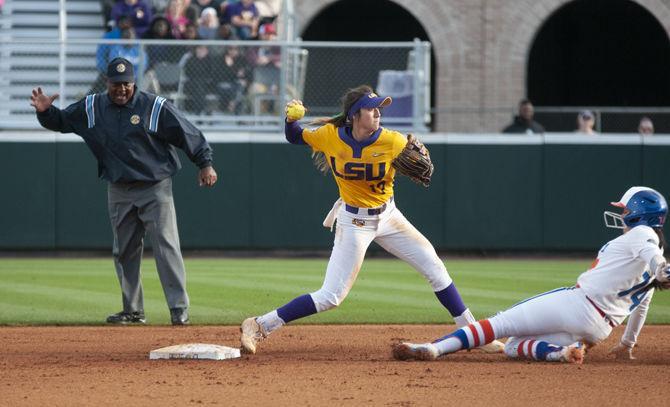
top-left (433, 320), bottom-right (496, 355)
top-left (514, 340), bottom-right (563, 361)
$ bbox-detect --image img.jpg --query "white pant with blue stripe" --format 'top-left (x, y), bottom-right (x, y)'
top-left (488, 287), bottom-right (613, 353)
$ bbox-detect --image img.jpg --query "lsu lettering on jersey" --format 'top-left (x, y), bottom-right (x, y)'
top-left (577, 225), bottom-right (663, 324)
top-left (302, 123), bottom-right (408, 207)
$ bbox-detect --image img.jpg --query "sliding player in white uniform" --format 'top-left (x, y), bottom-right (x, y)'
top-left (239, 85), bottom-right (504, 355)
top-left (394, 186), bottom-right (669, 364)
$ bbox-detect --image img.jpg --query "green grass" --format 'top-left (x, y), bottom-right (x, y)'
top-left (1, 257), bottom-right (670, 325)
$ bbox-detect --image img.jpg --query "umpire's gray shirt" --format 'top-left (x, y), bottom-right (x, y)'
top-left (37, 88), bottom-right (213, 183)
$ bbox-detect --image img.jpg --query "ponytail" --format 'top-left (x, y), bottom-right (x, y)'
top-left (309, 114), bottom-right (347, 174)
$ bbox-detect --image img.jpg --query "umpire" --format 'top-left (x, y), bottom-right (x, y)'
top-left (30, 57), bottom-right (218, 326)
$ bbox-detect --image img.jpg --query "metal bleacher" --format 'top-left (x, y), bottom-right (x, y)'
top-left (0, 0), bottom-right (104, 129)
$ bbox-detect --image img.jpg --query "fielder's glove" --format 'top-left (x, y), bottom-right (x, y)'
top-left (391, 134), bottom-right (434, 187)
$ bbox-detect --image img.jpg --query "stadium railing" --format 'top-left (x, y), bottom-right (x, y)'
top-left (0, 38), bottom-right (432, 133)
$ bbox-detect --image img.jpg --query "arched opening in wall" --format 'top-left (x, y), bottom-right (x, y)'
top-left (300, 0), bottom-right (435, 129)
top-left (527, 0), bottom-right (670, 132)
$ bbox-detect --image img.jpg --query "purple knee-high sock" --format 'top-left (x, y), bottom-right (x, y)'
top-left (276, 294), bottom-right (318, 323)
top-left (434, 283), bottom-right (467, 317)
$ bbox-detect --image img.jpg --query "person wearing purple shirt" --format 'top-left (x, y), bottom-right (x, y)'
top-left (111, 0), bottom-right (153, 38)
top-left (224, 0), bottom-right (259, 39)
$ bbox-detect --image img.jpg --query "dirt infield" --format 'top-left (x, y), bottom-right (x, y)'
top-left (2, 325), bottom-right (669, 406)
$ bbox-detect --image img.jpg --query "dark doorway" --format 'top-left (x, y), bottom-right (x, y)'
top-left (528, 0), bottom-right (670, 106)
top-left (303, 0), bottom-right (429, 42)
top-left (300, 0), bottom-right (435, 128)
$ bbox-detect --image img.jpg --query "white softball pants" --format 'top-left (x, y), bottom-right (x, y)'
top-left (488, 287), bottom-right (613, 356)
top-left (310, 199), bottom-right (452, 312)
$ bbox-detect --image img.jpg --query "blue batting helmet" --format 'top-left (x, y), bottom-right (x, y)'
top-left (605, 187), bottom-right (668, 229)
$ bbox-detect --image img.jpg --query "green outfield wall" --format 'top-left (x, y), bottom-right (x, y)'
top-left (1, 133), bottom-right (668, 251)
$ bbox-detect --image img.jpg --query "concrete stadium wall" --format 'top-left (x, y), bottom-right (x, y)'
top-left (2, 132), bottom-right (669, 252)
top-left (293, 0), bottom-right (670, 132)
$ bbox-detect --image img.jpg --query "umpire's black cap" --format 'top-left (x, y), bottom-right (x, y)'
top-left (106, 57), bottom-right (135, 83)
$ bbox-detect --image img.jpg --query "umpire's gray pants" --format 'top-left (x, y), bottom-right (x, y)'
top-left (107, 178), bottom-right (189, 312)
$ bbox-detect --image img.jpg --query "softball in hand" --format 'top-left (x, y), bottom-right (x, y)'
top-left (285, 102), bottom-right (306, 122)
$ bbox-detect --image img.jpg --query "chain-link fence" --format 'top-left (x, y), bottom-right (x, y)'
top-left (5, 37), bottom-right (663, 134)
top-left (0, 39), bottom-right (431, 132)
top-left (298, 40), bottom-right (430, 131)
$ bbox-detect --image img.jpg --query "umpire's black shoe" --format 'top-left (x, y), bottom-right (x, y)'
top-left (106, 311), bottom-right (146, 324)
top-left (170, 308), bottom-right (190, 325)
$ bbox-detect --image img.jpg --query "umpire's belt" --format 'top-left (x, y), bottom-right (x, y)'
top-left (112, 180), bottom-right (159, 188)
top-left (345, 197), bottom-right (393, 215)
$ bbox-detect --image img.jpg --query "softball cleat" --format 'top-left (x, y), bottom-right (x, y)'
top-left (393, 342), bottom-right (439, 361)
top-left (240, 317), bottom-right (266, 354)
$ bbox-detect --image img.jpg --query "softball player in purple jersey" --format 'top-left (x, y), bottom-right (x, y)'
top-left (394, 186), bottom-right (669, 364)
top-left (239, 85), bottom-right (504, 354)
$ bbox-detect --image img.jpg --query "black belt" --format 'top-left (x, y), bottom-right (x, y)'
top-left (345, 197), bottom-right (393, 215)
top-left (585, 295), bottom-right (615, 328)
top-left (112, 180), bottom-right (161, 188)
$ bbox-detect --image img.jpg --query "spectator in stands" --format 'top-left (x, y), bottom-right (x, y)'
top-left (166, 0), bottom-right (191, 39)
top-left (108, 27), bottom-right (148, 80)
top-left (101, 0), bottom-right (118, 28)
top-left (248, 23), bottom-right (280, 113)
top-left (217, 23), bottom-right (237, 40)
top-left (256, 23), bottom-right (280, 65)
top-left (638, 116), bottom-right (654, 136)
top-left (91, 15), bottom-right (135, 93)
top-left (502, 99), bottom-right (545, 134)
top-left (226, 0), bottom-right (259, 40)
top-left (219, 0), bottom-right (240, 24)
top-left (182, 22), bottom-right (200, 40)
top-left (183, 45), bottom-right (216, 114)
top-left (111, 0), bottom-right (153, 38)
top-left (98, 15), bottom-right (135, 72)
top-left (142, 16), bottom-right (184, 94)
top-left (141, 16), bottom-right (184, 94)
top-left (576, 109), bottom-right (597, 135)
top-left (143, 16), bottom-right (181, 68)
top-left (182, 0), bottom-right (200, 24)
top-left (192, 0), bottom-right (223, 17)
top-left (217, 45), bottom-right (251, 113)
top-left (198, 7), bottom-right (220, 39)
